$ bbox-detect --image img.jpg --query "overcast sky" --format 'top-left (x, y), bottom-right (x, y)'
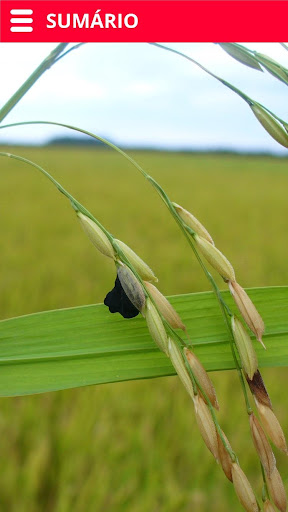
top-left (0, 42), bottom-right (288, 153)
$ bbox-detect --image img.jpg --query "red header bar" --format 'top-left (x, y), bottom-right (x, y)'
top-left (0, 1), bottom-right (287, 43)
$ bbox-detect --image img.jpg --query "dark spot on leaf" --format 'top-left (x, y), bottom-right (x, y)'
top-left (104, 276), bottom-right (140, 319)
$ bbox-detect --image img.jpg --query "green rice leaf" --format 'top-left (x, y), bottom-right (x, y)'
top-left (0, 287), bottom-right (287, 397)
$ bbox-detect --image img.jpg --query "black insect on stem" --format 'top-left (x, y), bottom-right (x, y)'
top-left (104, 276), bottom-right (140, 319)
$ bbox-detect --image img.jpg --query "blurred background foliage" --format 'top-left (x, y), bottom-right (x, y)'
top-left (0, 148), bottom-right (287, 511)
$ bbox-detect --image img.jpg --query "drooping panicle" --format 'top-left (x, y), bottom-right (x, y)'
top-left (184, 348), bottom-right (219, 410)
top-left (229, 281), bottom-right (265, 348)
top-left (173, 202), bottom-right (214, 244)
top-left (144, 282), bottom-right (186, 331)
top-left (77, 212), bottom-right (115, 258)
top-left (194, 234), bottom-right (235, 281)
top-left (231, 316), bottom-right (258, 380)
top-left (115, 239), bottom-right (158, 283)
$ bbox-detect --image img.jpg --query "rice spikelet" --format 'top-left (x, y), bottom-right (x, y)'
top-left (254, 399), bottom-right (288, 454)
top-left (231, 463), bottom-right (259, 512)
top-left (117, 263), bottom-right (146, 313)
top-left (217, 430), bottom-right (233, 482)
top-left (115, 239), bottom-right (158, 283)
top-left (77, 212), bottom-right (115, 259)
top-left (246, 370), bottom-right (272, 409)
top-left (231, 316), bottom-right (258, 380)
top-left (144, 282), bottom-right (185, 330)
top-left (193, 394), bottom-right (219, 460)
top-left (229, 281), bottom-right (265, 348)
top-left (194, 234), bottom-right (235, 281)
top-left (168, 339), bottom-right (194, 399)
top-left (266, 468), bottom-right (287, 512)
top-left (249, 413), bottom-right (276, 476)
top-left (184, 348), bottom-right (219, 409)
top-left (173, 202), bottom-right (214, 244)
top-left (145, 298), bottom-right (168, 355)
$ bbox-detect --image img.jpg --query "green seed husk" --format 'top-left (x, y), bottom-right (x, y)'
top-left (144, 282), bottom-right (186, 330)
top-left (173, 202), bottom-right (214, 244)
top-left (77, 212), bottom-right (115, 259)
top-left (115, 239), bottom-right (158, 283)
top-left (194, 234), bottom-right (235, 281)
top-left (168, 339), bottom-right (194, 399)
top-left (250, 104), bottom-right (288, 148)
top-left (145, 298), bottom-right (168, 354)
top-left (255, 53), bottom-right (288, 85)
top-left (219, 44), bottom-right (262, 71)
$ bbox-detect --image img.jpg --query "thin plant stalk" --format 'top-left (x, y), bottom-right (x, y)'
top-left (0, 44), bottom-right (68, 123)
top-left (150, 42), bottom-right (288, 118)
top-left (54, 43), bottom-right (85, 63)
top-left (150, 43), bottom-right (254, 103)
top-left (150, 43), bottom-right (288, 142)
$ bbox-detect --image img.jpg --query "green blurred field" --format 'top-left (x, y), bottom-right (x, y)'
top-left (0, 147), bottom-right (287, 511)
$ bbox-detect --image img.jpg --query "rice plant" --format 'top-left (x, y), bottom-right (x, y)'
top-left (0, 43), bottom-right (287, 511)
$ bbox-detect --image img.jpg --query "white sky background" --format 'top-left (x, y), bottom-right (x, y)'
top-left (0, 42), bottom-right (288, 152)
